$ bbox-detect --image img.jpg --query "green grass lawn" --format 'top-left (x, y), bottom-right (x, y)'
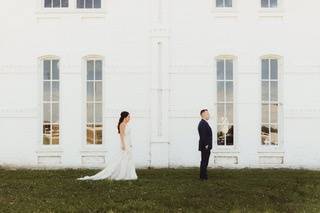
top-left (1, 168), bottom-right (320, 213)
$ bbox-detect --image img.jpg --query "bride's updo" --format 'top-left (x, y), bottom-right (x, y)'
top-left (117, 111), bottom-right (130, 134)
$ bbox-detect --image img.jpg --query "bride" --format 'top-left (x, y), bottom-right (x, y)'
top-left (77, 111), bottom-right (138, 181)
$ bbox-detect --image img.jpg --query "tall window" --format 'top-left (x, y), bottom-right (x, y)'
top-left (261, 0), bottom-right (277, 8)
top-left (44, 0), bottom-right (68, 8)
top-left (261, 58), bottom-right (279, 146)
top-left (42, 59), bottom-right (60, 145)
top-left (216, 0), bottom-right (232, 7)
top-left (216, 59), bottom-right (234, 146)
top-left (77, 0), bottom-right (101, 8)
top-left (86, 59), bottom-right (103, 144)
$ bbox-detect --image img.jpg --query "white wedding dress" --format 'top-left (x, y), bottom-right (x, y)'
top-left (77, 124), bottom-right (138, 181)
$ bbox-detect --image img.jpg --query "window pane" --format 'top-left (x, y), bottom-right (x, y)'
top-left (217, 60), bottom-right (224, 80)
top-left (62, 0), bottom-right (68, 7)
top-left (261, 0), bottom-right (269, 7)
top-left (226, 125), bottom-right (233, 145)
top-left (52, 82), bottom-right (59, 102)
top-left (52, 124), bottom-right (59, 145)
top-left (270, 104), bottom-right (278, 123)
top-left (53, 0), bottom-right (60, 7)
top-left (87, 103), bottom-right (94, 123)
top-left (86, 124), bottom-right (94, 144)
top-left (262, 59), bottom-right (269, 79)
top-left (43, 103), bottom-right (51, 123)
top-left (262, 104), bottom-right (269, 123)
top-left (225, 60), bottom-right (233, 80)
top-left (52, 60), bottom-right (59, 80)
top-left (270, 59), bottom-right (278, 80)
top-left (44, 0), bottom-right (52, 7)
top-left (43, 124), bottom-right (51, 145)
top-left (226, 81), bottom-right (233, 102)
top-left (217, 82), bottom-right (225, 102)
top-left (270, 0), bottom-right (277, 8)
top-left (85, 0), bottom-right (93, 8)
top-left (43, 82), bottom-right (51, 101)
top-left (216, 0), bottom-right (224, 7)
top-left (261, 125), bottom-right (270, 145)
top-left (225, 0), bottom-right (232, 7)
top-left (217, 103), bottom-right (224, 124)
top-left (95, 82), bottom-right (102, 102)
top-left (95, 124), bottom-right (103, 144)
top-left (217, 125), bottom-right (225, 145)
top-left (271, 125), bottom-right (278, 145)
top-left (87, 60), bottom-right (94, 80)
top-left (43, 60), bottom-right (51, 80)
top-left (226, 103), bottom-right (233, 123)
top-left (270, 81), bottom-right (278, 101)
top-left (52, 103), bottom-right (59, 123)
top-left (95, 60), bottom-right (102, 80)
top-left (95, 103), bottom-right (103, 123)
top-left (87, 82), bottom-right (94, 102)
top-left (262, 81), bottom-right (269, 101)
top-left (94, 0), bottom-right (101, 8)
top-left (77, 0), bottom-right (84, 8)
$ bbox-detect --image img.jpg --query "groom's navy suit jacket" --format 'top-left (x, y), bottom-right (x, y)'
top-left (198, 119), bottom-right (213, 151)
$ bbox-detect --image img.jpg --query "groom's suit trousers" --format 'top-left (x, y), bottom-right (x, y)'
top-left (200, 149), bottom-right (211, 179)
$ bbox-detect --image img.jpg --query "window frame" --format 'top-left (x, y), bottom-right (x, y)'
top-left (259, 55), bottom-right (284, 150)
top-left (43, 0), bottom-right (69, 8)
top-left (213, 55), bottom-right (238, 150)
top-left (37, 0), bottom-right (106, 14)
top-left (82, 55), bottom-right (105, 147)
top-left (39, 55), bottom-right (62, 147)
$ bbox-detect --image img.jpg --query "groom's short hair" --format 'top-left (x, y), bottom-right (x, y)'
top-left (200, 109), bottom-right (208, 115)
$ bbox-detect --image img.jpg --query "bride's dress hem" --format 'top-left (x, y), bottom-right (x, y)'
top-left (76, 124), bottom-right (138, 181)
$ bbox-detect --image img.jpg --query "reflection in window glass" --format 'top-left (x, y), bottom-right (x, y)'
top-left (216, 59), bottom-right (234, 146)
top-left (44, 0), bottom-right (68, 8)
top-left (42, 59), bottom-right (60, 145)
top-left (77, 0), bottom-right (101, 8)
top-left (261, 58), bottom-right (279, 146)
top-left (86, 59), bottom-right (103, 144)
top-left (261, 0), bottom-right (277, 8)
top-left (216, 0), bottom-right (232, 8)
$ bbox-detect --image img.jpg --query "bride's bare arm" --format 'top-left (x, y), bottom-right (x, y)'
top-left (119, 123), bottom-right (126, 150)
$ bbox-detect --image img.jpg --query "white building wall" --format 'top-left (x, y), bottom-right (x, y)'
top-left (0, 0), bottom-right (320, 169)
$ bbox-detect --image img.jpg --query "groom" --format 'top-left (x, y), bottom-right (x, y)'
top-left (198, 109), bottom-right (213, 181)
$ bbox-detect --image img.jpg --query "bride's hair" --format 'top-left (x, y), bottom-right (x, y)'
top-left (117, 111), bottom-right (130, 134)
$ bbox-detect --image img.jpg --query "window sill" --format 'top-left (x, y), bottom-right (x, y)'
top-left (80, 145), bottom-right (107, 153)
top-left (257, 146), bottom-right (284, 154)
top-left (258, 8), bottom-right (284, 18)
top-left (212, 147), bottom-right (239, 153)
top-left (36, 145), bottom-right (63, 153)
top-left (211, 8), bottom-right (238, 18)
top-left (35, 9), bottom-right (107, 15)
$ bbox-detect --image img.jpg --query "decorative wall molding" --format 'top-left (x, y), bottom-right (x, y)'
top-left (150, 27), bottom-right (170, 38)
top-left (214, 156), bottom-right (239, 165)
top-left (284, 107), bottom-right (320, 119)
top-left (285, 65), bottom-right (320, 75)
top-left (0, 65), bottom-right (37, 75)
top-left (104, 109), bottom-right (149, 118)
top-left (105, 65), bottom-right (150, 75)
top-left (0, 107), bottom-right (38, 118)
top-left (80, 149), bottom-right (107, 165)
top-left (259, 156), bottom-right (284, 165)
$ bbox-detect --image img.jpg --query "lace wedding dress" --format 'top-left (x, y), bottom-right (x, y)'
top-left (77, 124), bottom-right (138, 181)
